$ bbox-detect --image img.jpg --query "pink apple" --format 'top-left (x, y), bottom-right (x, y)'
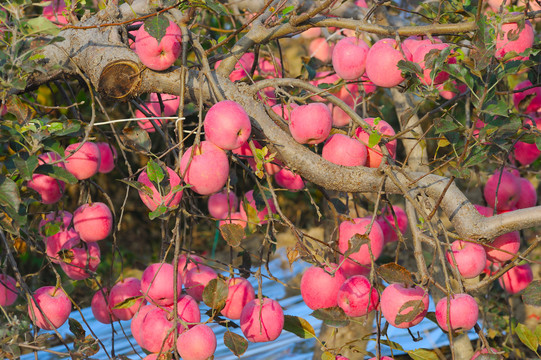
top-left (0, 274), bottom-right (17, 306)
top-left (239, 190), bottom-right (277, 225)
top-left (484, 231), bottom-right (520, 262)
top-left (184, 264), bottom-right (217, 302)
top-left (109, 277), bottom-right (144, 321)
top-left (483, 170), bottom-right (521, 211)
top-left (355, 118), bottom-right (397, 168)
top-left (175, 254), bottom-right (203, 283)
top-left (435, 293), bottom-right (479, 332)
top-left (221, 277), bottom-right (255, 319)
top-left (498, 263), bottom-right (533, 294)
top-left (135, 20), bottom-right (182, 71)
top-left (73, 202), bottom-right (113, 242)
top-left (180, 141), bottom-right (230, 195)
top-left (176, 324), bottom-right (217, 360)
top-left (141, 263), bottom-right (182, 306)
top-left (402, 36), bottom-right (437, 55)
top-left (271, 103), bottom-right (298, 122)
top-left (446, 240), bottom-right (487, 279)
top-left (365, 38), bottom-right (411, 88)
top-left (39, 210), bottom-right (73, 236)
top-left (137, 165), bottom-right (183, 211)
top-left (204, 100), bottom-right (252, 150)
top-left (208, 189), bottom-right (239, 219)
top-left (368, 357), bottom-right (393, 360)
top-left (214, 53), bottom-right (255, 82)
top-left (437, 80), bottom-right (468, 100)
top-left (274, 168), bottom-right (305, 191)
top-left (309, 37), bottom-right (333, 63)
top-left (515, 177), bottom-right (537, 209)
top-left (135, 109), bottom-right (165, 133)
top-left (240, 298), bottom-right (284, 342)
top-left (139, 307), bottom-right (177, 353)
top-left (44, 228), bottom-right (79, 264)
top-left (91, 288), bottom-right (118, 324)
top-left (300, 264), bottom-right (346, 310)
top-left (59, 237), bottom-right (101, 280)
top-left (339, 256), bottom-right (370, 278)
top-left (332, 37), bottom-right (370, 80)
top-left (513, 80), bottom-right (541, 113)
top-left (377, 205), bottom-right (408, 244)
top-left (412, 43), bottom-right (451, 85)
top-left (27, 152), bottom-right (66, 204)
top-left (495, 20), bottom-right (534, 60)
top-left (96, 142), bottom-right (117, 174)
top-left (148, 92), bottom-right (180, 116)
top-left (381, 283), bottom-right (429, 328)
top-left (289, 103), bottom-right (332, 144)
top-left (42, 0), bottom-right (69, 26)
top-left (64, 142), bottom-right (101, 180)
top-left (338, 218), bottom-right (384, 265)
top-left (322, 134), bottom-right (367, 167)
top-left (474, 204), bottom-right (493, 217)
top-left (301, 27), bottom-right (322, 39)
top-left (131, 304), bottom-right (155, 347)
top-left (514, 141), bottom-right (541, 166)
top-left (28, 286), bottom-right (71, 330)
top-left (171, 294), bottom-right (201, 328)
top-left (337, 275), bottom-right (379, 317)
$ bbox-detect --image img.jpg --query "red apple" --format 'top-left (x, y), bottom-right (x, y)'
top-left (73, 202), bottom-right (113, 242)
top-left (289, 103), bottom-right (332, 145)
top-left (43, 228), bottom-right (79, 264)
top-left (240, 298), bottom-right (284, 342)
top-left (381, 283), bottom-right (429, 328)
top-left (300, 264), bottom-right (346, 310)
top-left (337, 275), bottom-right (379, 317)
top-left (27, 152), bottom-right (66, 204)
top-left (495, 20), bottom-right (534, 60)
top-left (483, 170), bottom-right (521, 211)
top-left (484, 231), bottom-right (520, 263)
top-left (0, 274), bottom-right (17, 307)
top-left (365, 38), bottom-right (411, 88)
top-left (338, 218), bottom-right (384, 265)
top-left (332, 37), bottom-right (370, 80)
top-left (141, 263), bottom-right (182, 306)
top-left (137, 165), bottom-right (183, 211)
top-left (208, 189), bottom-right (239, 219)
top-left (446, 240), bottom-right (487, 279)
top-left (498, 263), bottom-right (533, 294)
top-left (355, 118), bottom-right (397, 168)
top-left (513, 80), bottom-right (541, 114)
top-left (435, 293), bottom-right (479, 332)
top-left (135, 20), bottom-right (182, 71)
top-left (377, 205), bottom-right (408, 244)
top-left (91, 288), bottom-right (118, 324)
top-left (28, 286), bottom-right (71, 330)
top-left (274, 168), bottom-right (305, 191)
top-left (59, 237), bottom-right (101, 280)
top-left (176, 324), bottom-right (217, 360)
top-left (221, 277), bottom-right (255, 320)
top-left (109, 277), bottom-right (145, 321)
top-left (96, 142), bottom-right (117, 174)
top-left (204, 100), bottom-right (252, 150)
top-left (184, 264), bottom-right (217, 302)
top-left (515, 177), bottom-right (537, 209)
top-left (64, 142), bottom-right (101, 180)
top-left (322, 134), bottom-right (367, 167)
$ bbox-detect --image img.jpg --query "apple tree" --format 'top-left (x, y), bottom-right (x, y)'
top-left (0, 0), bottom-right (540, 359)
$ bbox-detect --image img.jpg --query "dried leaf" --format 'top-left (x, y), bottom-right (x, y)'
top-left (311, 307), bottom-right (350, 328)
top-left (283, 315), bottom-right (316, 339)
top-left (203, 278), bottom-right (228, 310)
top-left (377, 263), bottom-right (414, 287)
top-left (223, 331), bottom-right (248, 356)
top-left (219, 223), bottom-right (245, 248)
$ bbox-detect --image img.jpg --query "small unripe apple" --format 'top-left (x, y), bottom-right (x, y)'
top-left (28, 286), bottom-right (71, 330)
top-left (446, 240), bottom-right (487, 279)
top-left (91, 288), bottom-right (118, 324)
top-left (300, 264), bottom-right (346, 310)
top-left (498, 263), bottom-right (533, 294)
top-left (221, 277), bottom-right (255, 320)
top-left (240, 298), bottom-right (284, 342)
top-left (27, 152), bottom-right (66, 204)
top-left (135, 20), bottom-right (182, 71)
top-left (0, 274), bottom-right (18, 307)
top-left (289, 103), bottom-right (332, 145)
top-left (65, 142), bottom-right (101, 180)
top-left (176, 324), bottom-right (217, 360)
top-left (380, 283), bottom-right (429, 328)
top-left (73, 202), bottom-right (113, 242)
top-left (435, 293), bottom-right (479, 332)
top-left (204, 100), bottom-right (252, 150)
top-left (59, 237), bottom-right (101, 280)
top-left (109, 277), bottom-right (145, 321)
top-left (137, 165), bottom-right (183, 211)
top-left (337, 275), bottom-right (379, 317)
top-left (338, 218), bottom-right (384, 265)
top-left (96, 142), bottom-right (117, 174)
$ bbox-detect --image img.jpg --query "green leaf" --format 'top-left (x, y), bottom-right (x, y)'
top-left (219, 223), bottom-right (245, 248)
top-left (203, 278), bottom-right (228, 310)
top-left (146, 159), bottom-right (165, 184)
top-left (283, 315), bottom-right (316, 339)
top-left (368, 132), bottom-right (382, 149)
top-left (68, 318), bottom-right (86, 340)
top-left (143, 14), bottom-right (170, 43)
top-left (536, 324), bottom-right (541, 344)
top-left (0, 175), bottom-right (21, 211)
top-left (515, 323), bottom-right (539, 353)
top-left (223, 331), bottom-right (248, 356)
top-left (282, 5), bottom-right (295, 15)
top-left (34, 164), bottom-right (78, 184)
top-left (13, 155), bottom-right (38, 181)
top-left (522, 280), bottom-right (541, 307)
top-left (408, 348), bottom-right (439, 360)
top-left (397, 60), bottom-right (423, 76)
top-left (149, 205), bottom-right (168, 220)
top-left (376, 263), bottom-right (414, 287)
top-left (376, 339), bottom-right (405, 352)
top-left (25, 17), bottom-right (60, 36)
top-left (311, 307), bottom-right (350, 328)
top-left (482, 101), bottom-right (509, 117)
top-left (112, 295), bottom-right (143, 309)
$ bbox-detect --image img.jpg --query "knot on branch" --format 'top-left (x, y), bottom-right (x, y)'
top-left (98, 60), bottom-right (142, 100)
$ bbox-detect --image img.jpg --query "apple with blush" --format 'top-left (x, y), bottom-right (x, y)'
top-left (64, 142), bottom-right (101, 180)
top-left (484, 231), bottom-right (520, 263)
top-left (331, 37), bottom-right (370, 80)
top-left (239, 190), bottom-right (277, 225)
top-left (109, 277), bottom-right (145, 321)
top-left (445, 240), bottom-right (487, 279)
top-left (73, 202), bottom-right (113, 242)
top-left (365, 38), bottom-right (411, 88)
top-left (208, 189), bottom-right (238, 219)
top-left (308, 37), bottom-right (333, 63)
top-left (355, 118), bottom-right (397, 168)
top-left (275, 168), bottom-right (305, 192)
top-left (59, 237), bottom-right (101, 280)
top-left (27, 152), bottom-right (66, 204)
top-left (240, 298), bottom-right (284, 342)
top-left (131, 304), bottom-right (155, 347)
top-left (377, 205), bottom-right (408, 244)
top-left (141, 263), bottom-right (182, 306)
top-left (338, 218), bottom-right (384, 265)
top-left (339, 256), bottom-right (370, 278)
top-left (96, 142), bottom-right (117, 174)
top-left (498, 263), bottom-right (533, 294)
top-left (221, 277), bottom-right (255, 319)
top-left (184, 264), bottom-right (218, 302)
top-left (300, 264), bottom-right (346, 310)
top-left (435, 293), bottom-right (479, 332)
top-left (483, 170), bottom-right (521, 211)
top-left (43, 228), bottom-right (79, 264)
top-left (289, 103), bottom-right (332, 145)
top-left (176, 324), bottom-right (217, 360)
top-left (134, 20), bottom-right (182, 71)
top-left (204, 100), bottom-right (252, 150)
top-left (175, 254), bottom-right (203, 283)
top-left (337, 275), bottom-right (379, 317)
top-left (322, 133), bottom-right (367, 167)
top-left (91, 288), bottom-right (118, 324)
top-left (515, 177), bottom-right (537, 209)
top-left (495, 20), bottom-right (534, 61)
top-left (170, 294), bottom-right (201, 328)
top-left (28, 286), bottom-right (71, 330)
top-left (138, 307), bottom-right (177, 353)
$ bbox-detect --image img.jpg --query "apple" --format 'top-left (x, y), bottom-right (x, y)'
top-left (42, 0), bottom-right (69, 26)
top-left (412, 43), bottom-right (452, 85)
top-left (377, 205), bottom-right (408, 244)
top-left (214, 53), bottom-right (255, 82)
top-left (0, 274), bottom-right (17, 306)
top-left (355, 118), bottom-right (397, 168)
top-left (381, 283), bottom-right (429, 328)
top-left (239, 190), bottom-right (277, 225)
top-left (208, 189), bottom-right (239, 219)
top-left (271, 103), bottom-right (298, 122)
top-left (43, 228), bottom-right (79, 264)
top-left (134, 20), bottom-right (182, 71)
top-left (309, 37), bottom-right (333, 63)
top-left (435, 293), bottom-right (479, 332)
top-left (148, 92), bottom-right (180, 116)
top-left (137, 165), bottom-right (183, 211)
top-left (300, 264), bottom-right (346, 310)
top-left (73, 202), bottom-right (113, 242)
top-left (331, 37), bottom-right (370, 80)
top-left (64, 142), bottom-right (101, 180)
top-left (289, 103), bottom-right (332, 144)
top-left (445, 240), bottom-right (487, 279)
top-left (39, 210), bottom-right (73, 236)
top-left (28, 286), bottom-right (71, 330)
top-left (184, 264), bottom-right (218, 302)
top-left (175, 254), bottom-right (203, 283)
top-left (27, 152), bottom-right (66, 204)
top-left (131, 304), bottom-right (155, 347)
top-left (474, 204), bottom-right (493, 217)
top-left (498, 263), bottom-right (533, 294)
top-left (495, 20), bottom-right (534, 60)
top-left (204, 100), bottom-right (252, 150)
top-left (274, 168), bottom-right (305, 191)
top-left (514, 140), bottom-right (541, 166)
top-left (338, 218), bottom-right (384, 265)
top-left (402, 36), bottom-right (438, 55)
top-left (437, 80), bottom-right (468, 100)
top-left (301, 27), bottom-right (322, 39)
top-left (368, 357), bottom-right (393, 360)
top-left (176, 324), bottom-right (217, 360)
top-left (139, 306), bottom-right (177, 353)
top-left (483, 170), bottom-right (521, 211)
top-left (513, 80), bottom-right (541, 114)
top-left (337, 275), bottom-right (379, 317)
top-left (515, 177), bottom-right (537, 209)
top-left (339, 256), bottom-right (370, 278)
top-left (179, 141), bottom-right (230, 195)
top-left (484, 231), bottom-right (521, 263)
top-left (365, 38), bottom-right (411, 88)
top-left (240, 298), bottom-right (284, 342)
top-left (170, 294), bottom-right (201, 328)
top-left (141, 263), bottom-right (182, 306)
top-left (96, 142), bottom-right (117, 174)
top-left (109, 277), bottom-right (145, 321)
top-left (322, 134), bottom-right (367, 167)
top-left (221, 277), bottom-right (255, 320)
top-left (91, 288), bottom-right (118, 324)
top-left (59, 237), bottom-right (101, 280)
